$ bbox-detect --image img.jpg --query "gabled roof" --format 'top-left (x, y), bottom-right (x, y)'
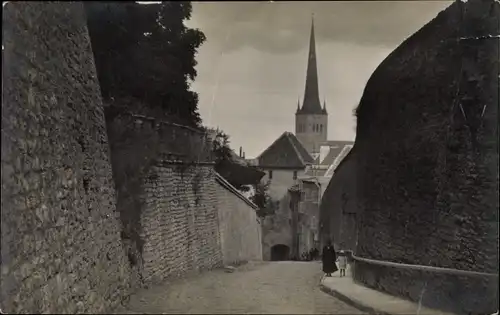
top-left (324, 144), bottom-right (353, 177)
top-left (313, 141), bottom-right (354, 164)
top-left (318, 146), bottom-right (343, 166)
top-left (257, 132), bottom-right (314, 169)
top-left (308, 141), bottom-right (354, 177)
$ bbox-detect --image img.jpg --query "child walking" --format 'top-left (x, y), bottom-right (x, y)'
top-left (337, 250), bottom-right (347, 277)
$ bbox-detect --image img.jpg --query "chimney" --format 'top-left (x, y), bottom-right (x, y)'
top-left (243, 151), bottom-right (246, 159)
top-left (239, 146), bottom-right (243, 157)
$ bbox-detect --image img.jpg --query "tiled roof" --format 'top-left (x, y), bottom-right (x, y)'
top-left (257, 132), bottom-right (314, 169)
top-left (324, 144), bottom-right (353, 177)
top-left (288, 134), bottom-right (315, 164)
top-left (319, 146), bottom-right (344, 166)
top-left (307, 141), bottom-right (355, 177)
top-left (215, 148), bottom-right (265, 186)
top-left (215, 160), bottom-right (265, 187)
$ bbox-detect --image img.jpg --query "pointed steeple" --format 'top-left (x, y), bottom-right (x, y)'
top-left (296, 97), bottom-right (301, 114)
top-left (322, 99), bottom-right (328, 114)
top-left (299, 14), bottom-right (323, 115)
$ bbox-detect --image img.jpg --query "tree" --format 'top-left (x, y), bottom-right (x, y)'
top-left (251, 180), bottom-right (273, 218)
top-left (84, 1), bottom-right (205, 127)
top-left (211, 129), bottom-right (232, 163)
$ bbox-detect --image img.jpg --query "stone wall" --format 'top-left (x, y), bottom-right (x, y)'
top-left (215, 173), bottom-right (263, 266)
top-left (105, 111), bottom-right (217, 285)
top-left (352, 0), bottom-right (499, 314)
top-left (140, 164), bottom-right (222, 284)
top-left (1, 3), bottom-right (264, 312)
top-left (105, 110), bottom-right (263, 284)
top-left (104, 109), bottom-right (213, 284)
top-left (1, 2), bottom-right (131, 313)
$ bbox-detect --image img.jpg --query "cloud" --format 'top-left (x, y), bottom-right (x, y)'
top-left (187, 1), bottom-right (452, 54)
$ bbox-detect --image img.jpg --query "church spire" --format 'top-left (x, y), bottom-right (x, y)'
top-left (299, 14), bottom-right (323, 115)
top-left (296, 97), bottom-right (301, 114)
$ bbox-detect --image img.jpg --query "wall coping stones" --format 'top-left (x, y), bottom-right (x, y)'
top-left (128, 113), bottom-right (206, 135)
top-left (155, 160), bottom-right (216, 166)
top-left (214, 171), bottom-right (259, 210)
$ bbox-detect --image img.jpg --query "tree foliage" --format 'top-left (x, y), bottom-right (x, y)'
top-left (84, 1), bottom-right (206, 127)
top-left (211, 129), bottom-right (232, 164)
top-left (251, 180), bottom-right (270, 208)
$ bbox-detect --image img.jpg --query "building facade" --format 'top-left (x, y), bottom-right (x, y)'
top-left (297, 179), bottom-right (321, 255)
top-left (256, 132), bottom-right (314, 260)
top-left (257, 17), bottom-right (355, 261)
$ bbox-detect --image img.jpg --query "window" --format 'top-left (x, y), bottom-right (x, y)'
top-left (269, 170), bottom-right (273, 179)
top-left (293, 171), bottom-right (297, 180)
top-left (320, 124), bottom-right (323, 133)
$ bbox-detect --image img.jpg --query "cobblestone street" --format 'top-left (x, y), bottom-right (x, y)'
top-left (117, 261), bottom-right (366, 314)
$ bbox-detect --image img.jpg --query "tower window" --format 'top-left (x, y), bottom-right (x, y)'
top-left (269, 170), bottom-right (273, 179)
top-left (320, 124), bottom-right (323, 133)
top-left (293, 171), bottom-right (297, 180)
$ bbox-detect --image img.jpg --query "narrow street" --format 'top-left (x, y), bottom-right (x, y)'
top-left (117, 261), bottom-right (366, 314)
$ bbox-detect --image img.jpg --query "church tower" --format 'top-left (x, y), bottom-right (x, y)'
top-left (295, 15), bottom-right (328, 156)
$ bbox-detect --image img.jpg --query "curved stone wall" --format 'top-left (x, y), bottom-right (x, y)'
top-left (352, 0), bottom-right (499, 313)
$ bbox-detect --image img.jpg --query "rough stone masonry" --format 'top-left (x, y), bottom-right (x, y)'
top-left (105, 111), bottom-right (263, 286)
top-left (352, 0), bottom-right (499, 314)
top-left (1, 2), bottom-right (132, 313)
top-left (1, 3), bottom-right (264, 313)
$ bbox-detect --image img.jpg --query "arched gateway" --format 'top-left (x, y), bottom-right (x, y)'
top-left (270, 244), bottom-right (290, 261)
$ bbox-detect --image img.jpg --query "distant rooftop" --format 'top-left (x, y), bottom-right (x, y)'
top-left (257, 132), bottom-right (314, 169)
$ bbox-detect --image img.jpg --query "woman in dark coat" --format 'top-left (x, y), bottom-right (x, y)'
top-left (322, 239), bottom-right (338, 277)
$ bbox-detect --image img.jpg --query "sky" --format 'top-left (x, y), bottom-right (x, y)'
top-left (186, 1), bottom-right (452, 158)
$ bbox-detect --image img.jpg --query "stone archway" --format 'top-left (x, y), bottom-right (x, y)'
top-left (270, 244), bottom-right (290, 261)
